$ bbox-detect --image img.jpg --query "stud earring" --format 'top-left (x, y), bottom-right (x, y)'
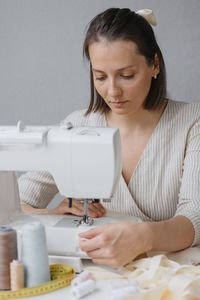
top-left (153, 74), bottom-right (157, 79)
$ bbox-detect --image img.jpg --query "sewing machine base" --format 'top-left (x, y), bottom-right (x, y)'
top-left (9, 211), bottom-right (140, 260)
top-left (42, 211), bottom-right (140, 258)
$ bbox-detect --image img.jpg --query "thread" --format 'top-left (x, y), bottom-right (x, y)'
top-left (20, 222), bottom-right (50, 287)
top-left (71, 270), bottom-right (93, 286)
top-left (111, 286), bottom-right (138, 300)
top-left (0, 226), bottom-right (17, 290)
top-left (70, 279), bottom-right (96, 299)
top-left (10, 260), bottom-right (24, 290)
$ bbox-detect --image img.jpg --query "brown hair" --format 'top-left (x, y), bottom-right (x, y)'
top-left (83, 8), bottom-right (166, 115)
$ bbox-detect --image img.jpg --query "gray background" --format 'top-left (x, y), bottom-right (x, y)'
top-left (0, 0), bottom-right (200, 208)
top-left (0, 0), bottom-right (200, 126)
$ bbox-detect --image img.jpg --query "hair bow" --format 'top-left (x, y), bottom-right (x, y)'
top-left (136, 9), bottom-right (157, 26)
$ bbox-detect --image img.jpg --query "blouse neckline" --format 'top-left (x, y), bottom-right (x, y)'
top-left (101, 100), bottom-right (170, 188)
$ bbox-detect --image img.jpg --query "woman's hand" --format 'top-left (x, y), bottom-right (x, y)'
top-left (21, 198), bottom-right (106, 218)
top-left (52, 198), bottom-right (106, 218)
top-left (79, 222), bottom-right (152, 268)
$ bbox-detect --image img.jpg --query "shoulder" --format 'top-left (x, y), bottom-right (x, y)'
top-left (60, 109), bottom-right (87, 125)
top-left (167, 100), bottom-right (200, 124)
top-left (60, 109), bottom-right (106, 127)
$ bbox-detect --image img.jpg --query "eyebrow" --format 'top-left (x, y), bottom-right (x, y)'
top-left (92, 65), bottom-right (136, 73)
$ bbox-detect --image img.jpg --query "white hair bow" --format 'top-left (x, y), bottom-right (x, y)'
top-left (136, 9), bottom-right (157, 26)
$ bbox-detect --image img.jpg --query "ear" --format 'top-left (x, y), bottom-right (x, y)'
top-left (153, 53), bottom-right (160, 76)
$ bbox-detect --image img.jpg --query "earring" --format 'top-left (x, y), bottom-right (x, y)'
top-left (154, 74), bottom-right (157, 79)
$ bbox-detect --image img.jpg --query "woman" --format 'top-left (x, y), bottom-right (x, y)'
top-left (19, 8), bottom-right (200, 268)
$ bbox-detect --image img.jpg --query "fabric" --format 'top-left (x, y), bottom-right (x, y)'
top-left (18, 100), bottom-right (200, 245)
top-left (121, 254), bottom-right (200, 299)
top-left (84, 254), bottom-right (200, 299)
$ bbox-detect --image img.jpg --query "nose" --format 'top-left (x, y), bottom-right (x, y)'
top-left (108, 79), bottom-right (122, 98)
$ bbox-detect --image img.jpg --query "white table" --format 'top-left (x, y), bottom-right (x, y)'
top-left (16, 259), bottom-right (118, 300)
top-left (16, 246), bottom-right (200, 300)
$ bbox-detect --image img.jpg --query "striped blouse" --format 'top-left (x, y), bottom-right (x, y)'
top-left (19, 100), bottom-right (200, 245)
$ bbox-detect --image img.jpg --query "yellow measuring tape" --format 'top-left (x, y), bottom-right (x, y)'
top-left (0, 264), bottom-right (75, 299)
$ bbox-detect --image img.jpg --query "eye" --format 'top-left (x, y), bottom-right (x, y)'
top-left (95, 77), bottom-right (106, 81)
top-left (121, 74), bottom-right (134, 79)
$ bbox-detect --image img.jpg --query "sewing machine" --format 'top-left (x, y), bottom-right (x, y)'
top-left (0, 121), bottom-right (140, 269)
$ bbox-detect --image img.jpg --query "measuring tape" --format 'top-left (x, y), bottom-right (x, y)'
top-left (0, 264), bottom-right (75, 299)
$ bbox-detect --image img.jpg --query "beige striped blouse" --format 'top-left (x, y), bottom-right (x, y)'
top-left (19, 100), bottom-right (200, 245)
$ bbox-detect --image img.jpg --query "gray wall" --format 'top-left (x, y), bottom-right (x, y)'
top-left (0, 0), bottom-right (200, 126)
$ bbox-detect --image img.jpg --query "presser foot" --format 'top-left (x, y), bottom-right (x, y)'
top-left (73, 198), bottom-right (99, 226)
top-left (73, 215), bottom-right (94, 227)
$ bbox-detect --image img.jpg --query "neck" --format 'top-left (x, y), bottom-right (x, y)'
top-left (106, 101), bottom-right (167, 133)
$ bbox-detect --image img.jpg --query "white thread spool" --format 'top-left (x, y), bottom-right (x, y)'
top-left (71, 270), bottom-right (93, 286)
top-left (10, 260), bottom-right (24, 290)
top-left (70, 279), bottom-right (96, 299)
top-left (20, 222), bottom-right (50, 287)
top-left (111, 286), bottom-right (138, 300)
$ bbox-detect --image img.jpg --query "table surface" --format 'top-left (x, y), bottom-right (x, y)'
top-left (16, 259), bottom-right (118, 300)
top-left (17, 281), bottom-right (112, 300)
top-left (15, 246), bottom-right (200, 300)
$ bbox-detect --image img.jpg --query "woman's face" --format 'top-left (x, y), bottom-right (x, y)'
top-left (89, 39), bottom-right (159, 116)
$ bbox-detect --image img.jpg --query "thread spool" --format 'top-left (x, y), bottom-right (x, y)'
top-left (70, 279), bottom-right (96, 299)
top-left (10, 260), bottom-right (24, 290)
top-left (20, 222), bottom-right (50, 287)
top-left (71, 270), bottom-right (93, 286)
top-left (111, 286), bottom-right (138, 300)
top-left (0, 226), bottom-right (18, 290)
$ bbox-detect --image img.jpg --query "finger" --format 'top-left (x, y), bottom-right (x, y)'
top-left (71, 200), bottom-right (84, 208)
top-left (87, 207), bottom-right (102, 218)
top-left (90, 203), bottom-right (106, 215)
top-left (70, 200), bottom-right (105, 217)
top-left (70, 203), bottom-right (99, 218)
top-left (79, 238), bottom-right (101, 252)
top-left (60, 198), bottom-right (82, 211)
top-left (66, 201), bottom-right (99, 218)
top-left (79, 225), bottom-right (105, 239)
top-left (85, 247), bottom-right (107, 259)
top-left (91, 258), bottom-right (106, 265)
top-left (70, 200), bottom-right (100, 218)
top-left (68, 206), bottom-right (84, 216)
top-left (87, 204), bottom-right (100, 217)
top-left (77, 203), bottom-right (103, 218)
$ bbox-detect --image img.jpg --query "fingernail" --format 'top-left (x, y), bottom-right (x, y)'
top-left (92, 213), bottom-right (98, 218)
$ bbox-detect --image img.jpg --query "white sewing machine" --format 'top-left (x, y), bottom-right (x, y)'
top-left (0, 121), bottom-right (139, 269)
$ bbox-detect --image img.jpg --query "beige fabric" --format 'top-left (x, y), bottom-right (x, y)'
top-left (86, 253), bottom-right (200, 299)
top-left (18, 100), bottom-right (200, 245)
top-left (122, 254), bottom-right (200, 300)
top-left (86, 266), bottom-right (125, 280)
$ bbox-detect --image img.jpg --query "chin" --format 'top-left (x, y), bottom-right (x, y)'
top-left (112, 108), bottom-right (130, 115)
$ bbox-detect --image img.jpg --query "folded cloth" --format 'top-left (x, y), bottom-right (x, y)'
top-left (121, 254), bottom-right (200, 299)
top-left (84, 250), bottom-right (200, 300)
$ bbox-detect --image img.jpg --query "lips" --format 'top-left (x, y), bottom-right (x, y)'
top-left (110, 101), bottom-right (128, 108)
